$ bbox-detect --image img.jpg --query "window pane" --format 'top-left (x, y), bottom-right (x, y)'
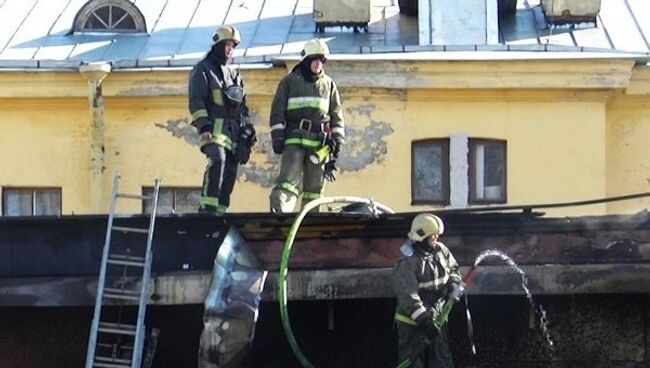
top-left (413, 142), bottom-right (445, 202)
top-left (175, 189), bottom-right (201, 214)
top-left (34, 189), bottom-right (61, 216)
top-left (471, 140), bottom-right (506, 202)
top-left (3, 190), bottom-right (32, 216)
top-left (143, 188), bottom-right (201, 214)
top-left (156, 190), bottom-right (174, 215)
top-left (95, 6), bottom-right (110, 26)
top-left (143, 188), bottom-right (173, 214)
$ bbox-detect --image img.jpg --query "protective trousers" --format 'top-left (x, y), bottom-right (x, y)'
top-left (270, 144), bottom-right (324, 213)
top-left (396, 323), bottom-right (453, 368)
top-left (199, 143), bottom-right (238, 214)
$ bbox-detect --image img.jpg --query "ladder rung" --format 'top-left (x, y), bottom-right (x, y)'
top-left (97, 343), bottom-right (134, 351)
top-left (112, 226), bottom-right (149, 234)
top-left (93, 360), bottom-right (131, 368)
top-left (103, 288), bottom-right (142, 301)
top-left (98, 322), bottom-right (137, 336)
top-left (107, 255), bottom-right (146, 267)
top-left (116, 193), bottom-right (153, 201)
top-left (95, 356), bottom-right (132, 365)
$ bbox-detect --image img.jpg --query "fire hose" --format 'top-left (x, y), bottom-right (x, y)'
top-left (396, 266), bottom-right (478, 368)
top-left (277, 196), bottom-right (394, 368)
top-left (277, 197), bottom-right (475, 368)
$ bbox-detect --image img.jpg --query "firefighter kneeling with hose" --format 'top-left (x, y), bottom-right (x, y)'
top-left (394, 214), bottom-right (464, 368)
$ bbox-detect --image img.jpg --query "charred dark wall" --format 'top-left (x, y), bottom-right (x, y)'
top-left (0, 295), bottom-right (649, 367)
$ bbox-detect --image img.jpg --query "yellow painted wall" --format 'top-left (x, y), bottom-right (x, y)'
top-left (606, 97), bottom-right (650, 214)
top-left (336, 90), bottom-right (608, 216)
top-left (0, 99), bottom-right (91, 214)
top-left (0, 61), bottom-right (648, 216)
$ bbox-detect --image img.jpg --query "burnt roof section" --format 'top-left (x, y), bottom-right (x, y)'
top-left (0, 0), bottom-right (648, 70)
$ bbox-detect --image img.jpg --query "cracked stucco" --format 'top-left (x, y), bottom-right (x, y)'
top-left (156, 103), bottom-right (393, 187)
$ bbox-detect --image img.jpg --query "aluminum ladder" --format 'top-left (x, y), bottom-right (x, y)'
top-left (85, 174), bottom-right (161, 368)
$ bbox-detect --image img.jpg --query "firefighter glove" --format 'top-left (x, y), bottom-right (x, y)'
top-left (323, 160), bottom-right (337, 182)
top-left (415, 310), bottom-right (439, 340)
top-left (272, 138), bottom-right (284, 155)
top-left (448, 282), bottom-right (464, 301)
top-left (271, 129), bottom-right (285, 155)
top-left (236, 124), bottom-right (256, 165)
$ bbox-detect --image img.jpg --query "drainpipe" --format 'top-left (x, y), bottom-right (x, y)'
top-left (79, 63), bottom-right (111, 214)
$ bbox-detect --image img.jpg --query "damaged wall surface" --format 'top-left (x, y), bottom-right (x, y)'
top-left (0, 61), bottom-right (649, 215)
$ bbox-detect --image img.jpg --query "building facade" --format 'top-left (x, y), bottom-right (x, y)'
top-left (0, 0), bottom-right (649, 216)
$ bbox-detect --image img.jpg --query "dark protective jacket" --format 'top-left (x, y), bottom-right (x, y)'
top-left (394, 241), bottom-right (461, 368)
top-left (188, 50), bottom-right (251, 153)
top-left (269, 64), bottom-right (345, 151)
top-left (394, 241), bottom-right (461, 324)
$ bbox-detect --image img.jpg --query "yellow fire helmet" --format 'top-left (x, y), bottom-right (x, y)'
top-left (301, 38), bottom-right (330, 61)
top-left (212, 25), bottom-right (241, 45)
top-left (407, 213), bottom-right (444, 242)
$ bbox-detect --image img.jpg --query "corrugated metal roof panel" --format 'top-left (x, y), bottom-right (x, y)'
top-left (0, 0), bottom-right (648, 70)
top-left (1, 0), bottom-right (68, 60)
top-left (624, 0), bottom-right (650, 51)
top-left (133, 0), bottom-right (169, 34)
top-left (0, 0), bottom-right (38, 55)
top-left (102, 36), bottom-right (149, 61)
top-left (137, 0), bottom-right (197, 60)
top-left (599, 0), bottom-right (649, 53)
top-left (174, 0), bottom-right (230, 58)
top-left (48, 0), bottom-right (87, 36)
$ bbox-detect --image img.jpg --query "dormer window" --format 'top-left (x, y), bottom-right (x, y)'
top-left (73, 0), bottom-right (146, 34)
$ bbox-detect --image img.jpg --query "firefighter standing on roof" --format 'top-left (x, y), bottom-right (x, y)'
top-left (394, 214), bottom-right (463, 368)
top-left (188, 25), bottom-right (256, 215)
top-left (269, 38), bottom-right (345, 213)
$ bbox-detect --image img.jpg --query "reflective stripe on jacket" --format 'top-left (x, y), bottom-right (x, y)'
top-left (188, 55), bottom-right (250, 152)
top-left (269, 67), bottom-right (345, 149)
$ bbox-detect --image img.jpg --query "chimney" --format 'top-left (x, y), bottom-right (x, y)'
top-left (541, 0), bottom-right (601, 24)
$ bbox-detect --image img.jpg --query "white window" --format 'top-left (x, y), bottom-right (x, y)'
top-left (411, 139), bottom-right (450, 205)
top-left (73, 0), bottom-right (147, 33)
top-left (2, 188), bottom-right (61, 216)
top-left (469, 139), bottom-right (507, 204)
top-left (142, 187), bottom-right (201, 215)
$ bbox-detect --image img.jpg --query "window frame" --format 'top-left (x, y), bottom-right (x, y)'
top-left (142, 187), bottom-right (202, 215)
top-left (72, 0), bottom-right (147, 34)
top-left (1, 187), bottom-right (62, 217)
top-left (468, 138), bottom-right (507, 204)
top-left (411, 138), bottom-right (450, 205)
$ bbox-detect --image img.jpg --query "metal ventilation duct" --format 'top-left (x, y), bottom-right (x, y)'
top-left (418, 0), bottom-right (500, 45)
top-left (541, 0), bottom-right (601, 24)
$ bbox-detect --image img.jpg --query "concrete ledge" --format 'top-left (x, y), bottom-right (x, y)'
top-left (2, 263), bottom-right (650, 307)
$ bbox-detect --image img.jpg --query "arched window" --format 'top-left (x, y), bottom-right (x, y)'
top-left (73, 0), bottom-right (146, 33)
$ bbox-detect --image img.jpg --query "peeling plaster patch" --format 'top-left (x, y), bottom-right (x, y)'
top-left (155, 118), bottom-right (201, 146)
top-left (239, 162), bottom-right (278, 188)
top-left (346, 104), bottom-right (375, 118)
top-left (338, 121), bottom-right (393, 172)
top-left (118, 86), bottom-right (185, 96)
top-left (155, 111), bottom-right (281, 187)
top-left (238, 133), bottom-right (281, 188)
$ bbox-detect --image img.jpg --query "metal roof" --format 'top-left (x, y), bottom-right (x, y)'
top-left (0, 0), bottom-right (648, 70)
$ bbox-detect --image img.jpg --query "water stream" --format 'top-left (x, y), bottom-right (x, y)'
top-left (472, 249), bottom-right (555, 356)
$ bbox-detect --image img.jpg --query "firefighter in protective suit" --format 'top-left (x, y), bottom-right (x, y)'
top-left (269, 38), bottom-right (345, 213)
top-left (393, 214), bottom-right (462, 368)
top-left (188, 25), bottom-right (256, 215)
